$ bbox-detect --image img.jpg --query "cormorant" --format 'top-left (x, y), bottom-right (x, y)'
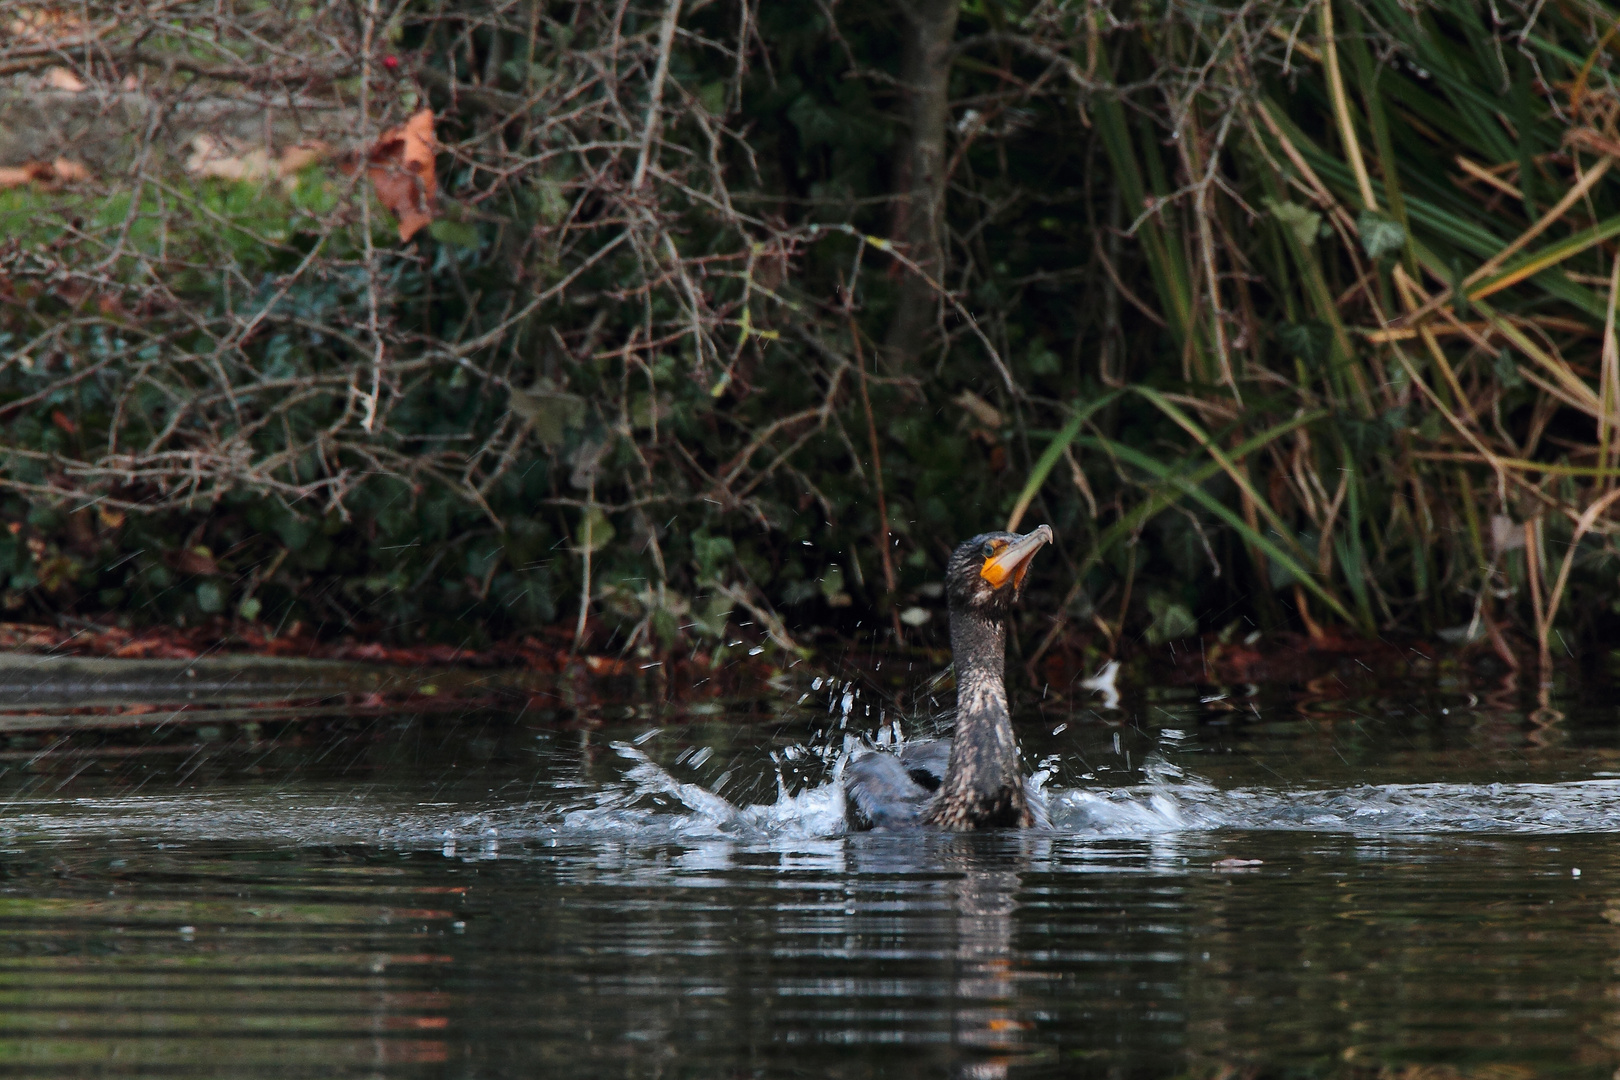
top-left (843, 525), bottom-right (1053, 831)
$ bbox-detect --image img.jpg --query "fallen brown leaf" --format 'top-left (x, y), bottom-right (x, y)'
top-left (185, 136), bottom-right (330, 189)
top-left (0, 166), bottom-right (39, 188)
top-left (185, 134), bottom-right (279, 185)
top-left (43, 66), bottom-right (85, 92)
top-left (6, 7), bottom-right (88, 47)
top-left (367, 109), bottom-right (437, 241)
top-left (583, 655), bottom-right (632, 676)
top-left (276, 142), bottom-right (329, 176)
top-left (954, 389), bottom-right (1005, 429)
top-left (0, 158), bottom-right (91, 189)
top-left (170, 546), bottom-right (219, 576)
top-left (50, 158), bottom-right (90, 183)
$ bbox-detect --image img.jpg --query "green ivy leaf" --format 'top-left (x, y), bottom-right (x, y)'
top-left (690, 593), bottom-right (731, 639)
top-left (1144, 593), bottom-right (1198, 644)
top-left (819, 564), bottom-right (845, 601)
top-left (1267, 198), bottom-right (1321, 249)
top-left (651, 606), bottom-right (679, 649)
top-left (1027, 342), bottom-right (1060, 376)
top-left (1276, 321), bottom-right (1333, 368)
top-left (1357, 211), bottom-right (1406, 259)
top-left (692, 533), bottom-right (735, 579)
top-left (196, 581), bottom-right (225, 614)
top-left (536, 178), bottom-right (569, 225)
top-left (508, 381), bottom-right (586, 447)
top-left (698, 81), bottom-right (727, 116)
top-left (576, 507), bottom-right (615, 554)
top-left (428, 219), bottom-right (480, 249)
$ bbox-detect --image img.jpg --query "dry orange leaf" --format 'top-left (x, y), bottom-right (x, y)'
top-left (186, 135), bottom-right (330, 190)
top-left (49, 157), bottom-right (89, 183)
top-left (367, 109), bottom-right (437, 241)
top-left (186, 135), bottom-right (270, 182)
top-left (277, 142), bottom-right (328, 175)
top-left (0, 158), bottom-right (90, 189)
top-left (6, 7), bottom-right (88, 47)
top-left (43, 66), bottom-right (86, 92)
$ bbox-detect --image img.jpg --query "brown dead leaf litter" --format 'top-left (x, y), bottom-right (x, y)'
top-left (180, 107), bottom-right (439, 241)
top-left (2, 92), bottom-right (437, 246)
top-left (0, 157), bottom-right (89, 189)
top-left (185, 135), bottom-right (330, 190)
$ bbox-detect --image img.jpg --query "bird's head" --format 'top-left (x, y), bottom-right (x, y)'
top-left (945, 525), bottom-right (1054, 619)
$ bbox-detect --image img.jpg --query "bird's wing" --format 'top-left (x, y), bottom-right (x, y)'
top-left (844, 751), bottom-right (933, 830)
top-left (896, 738), bottom-right (951, 791)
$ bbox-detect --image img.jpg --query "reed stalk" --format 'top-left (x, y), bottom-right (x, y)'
top-left (1018, 0), bottom-right (1620, 671)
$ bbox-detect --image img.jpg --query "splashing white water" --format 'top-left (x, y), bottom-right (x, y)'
top-left (557, 742), bottom-right (850, 839)
top-left (551, 749), bottom-right (1620, 841)
top-left (2, 742), bottom-right (1617, 851)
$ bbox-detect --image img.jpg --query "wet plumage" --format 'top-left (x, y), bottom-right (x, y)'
top-left (844, 525), bottom-right (1052, 831)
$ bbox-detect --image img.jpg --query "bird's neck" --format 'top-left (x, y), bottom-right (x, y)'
top-left (951, 608), bottom-right (1008, 730)
top-left (928, 606), bottom-right (1028, 828)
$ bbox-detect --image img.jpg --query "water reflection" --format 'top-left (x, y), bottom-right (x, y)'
top-left (0, 665), bottom-right (1616, 1075)
top-left (0, 801), bottom-right (1615, 1076)
top-left (1176, 835), bottom-right (1620, 1076)
top-left (940, 841), bottom-right (1042, 1077)
top-left (824, 837), bottom-right (1052, 1075)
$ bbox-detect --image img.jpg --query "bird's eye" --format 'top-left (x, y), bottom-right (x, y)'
top-left (981, 541), bottom-right (997, 558)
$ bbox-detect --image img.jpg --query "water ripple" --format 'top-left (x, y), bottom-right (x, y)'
top-left (5, 753), bottom-right (1620, 849)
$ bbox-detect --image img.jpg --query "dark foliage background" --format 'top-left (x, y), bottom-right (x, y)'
top-left (6, 0), bottom-right (1620, 673)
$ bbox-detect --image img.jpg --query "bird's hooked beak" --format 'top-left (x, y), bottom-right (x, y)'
top-left (979, 525), bottom-right (1054, 591)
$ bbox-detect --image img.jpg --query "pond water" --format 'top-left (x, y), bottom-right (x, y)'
top-left (0, 659), bottom-right (1617, 1077)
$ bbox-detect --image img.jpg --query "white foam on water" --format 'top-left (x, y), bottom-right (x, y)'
top-left (4, 750), bottom-right (1620, 850)
top-left (555, 743), bottom-right (849, 840)
top-left (545, 748), bottom-right (1620, 842)
top-left (1043, 760), bottom-right (1620, 837)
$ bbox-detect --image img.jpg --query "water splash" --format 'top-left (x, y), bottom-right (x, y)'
top-left (3, 725), bottom-right (1619, 851)
top-left (550, 748), bottom-right (1620, 841)
top-left (1051, 764), bottom-right (1620, 837)
top-left (554, 742), bottom-right (849, 839)
top-left (3, 764), bottom-right (1620, 851)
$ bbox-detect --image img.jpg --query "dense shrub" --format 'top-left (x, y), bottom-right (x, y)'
top-left (4, 0), bottom-right (1620, 673)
